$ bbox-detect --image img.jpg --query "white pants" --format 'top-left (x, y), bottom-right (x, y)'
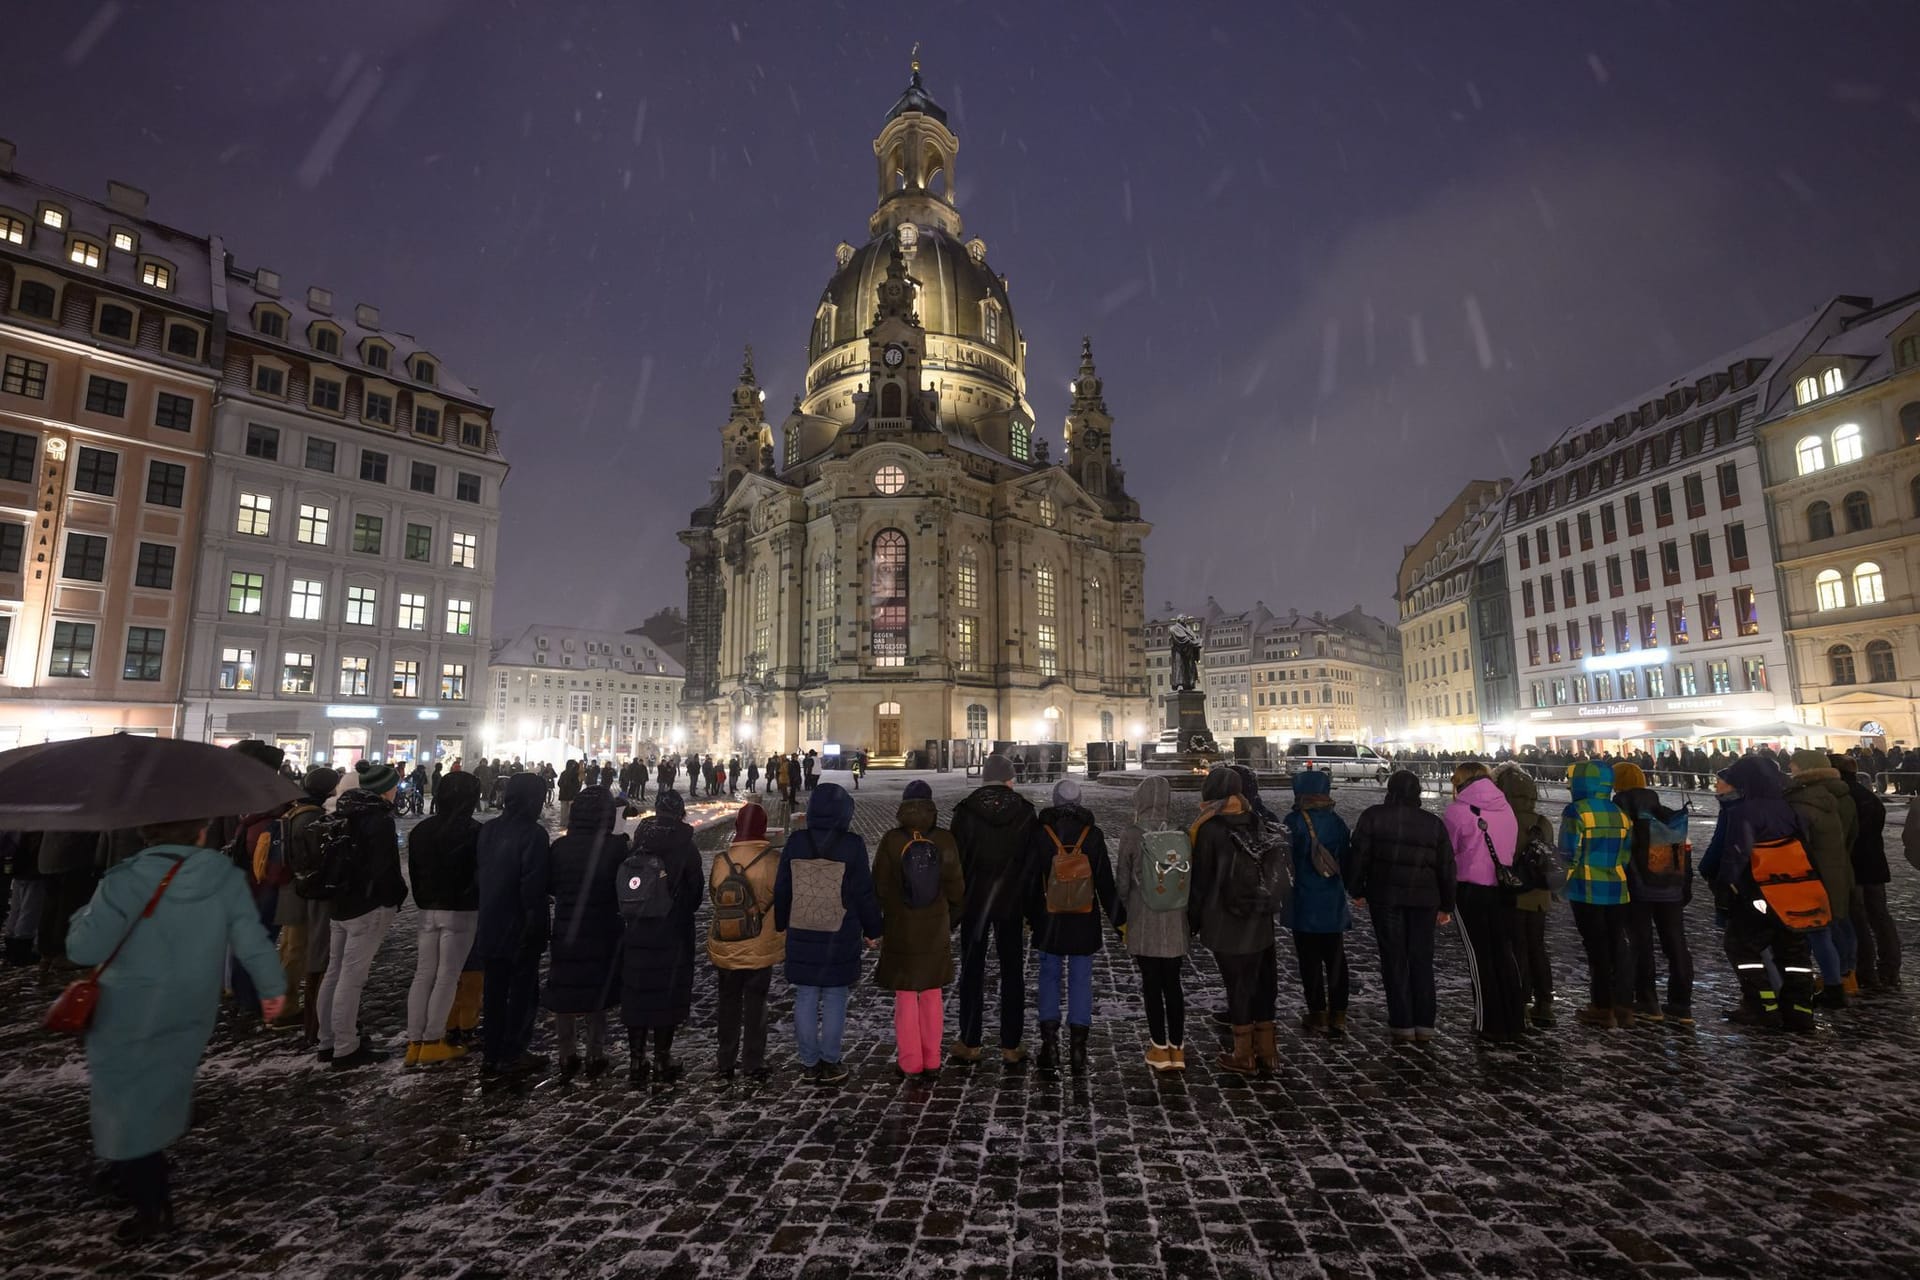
top-left (316, 907), bottom-right (396, 1055)
top-left (407, 909), bottom-right (478, 1041)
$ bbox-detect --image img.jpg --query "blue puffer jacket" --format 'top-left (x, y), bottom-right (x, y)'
top-left (1700, 756), bottom-right (1802, 894)
top-left (474, 772), bottom-right (552, 960)
top-left (1283, 770), bottom-right (1352, 933)
top-left (774, 784), bottom-right (883, 988)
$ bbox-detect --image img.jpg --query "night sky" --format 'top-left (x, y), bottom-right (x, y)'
top-left (8, 1), bottom-right (1920, 634)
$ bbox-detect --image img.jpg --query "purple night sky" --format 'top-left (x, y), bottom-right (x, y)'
top-left (7, 1), bottom-right (1920, 631)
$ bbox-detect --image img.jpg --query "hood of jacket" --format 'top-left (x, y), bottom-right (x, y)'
top-left (502, 771), bottom-right (547, 818)
top-left (434, 771), bottom-right (482, 823)
top-left (116, 843), bottom-right (246, 904)
top-left (1385, 770), bottom-right (1423, 807)
top-left (1292, 769), bottom-right (1332, 802)
top-left (1132, 775), bottom-right (1171, 829)
top-left (1569, 760), bottom-right (1615, 802)
top-left (1456, 776), bottom-right (1513, 818)
top-left (1491, 762), bottom-right (1540, 819)
top-left (335, 788), bottom-right (394, 819)
top-left (895, 796), bottom-right (939, 833)
top-left (569, 785), bottom-right (618, 834)
top-left (633, 814), bottom-right (690, 854)
top-left (959, 783), bottom-right (1034, 827)
top-left (806, 782), bottom-right (854, 835)
top-left (1784, 770), bottom-right (1841, 815)
top-left (1723, 755), bottom-right (1786, 801)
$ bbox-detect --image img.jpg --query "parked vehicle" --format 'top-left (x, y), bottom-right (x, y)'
top-left (1284, 741), bottom-right (1392, 782)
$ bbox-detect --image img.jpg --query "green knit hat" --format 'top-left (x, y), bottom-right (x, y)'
top-left (1789, 747), bottom-right (1830, 773)
top-left (355, 758), bottom-right (401, 794)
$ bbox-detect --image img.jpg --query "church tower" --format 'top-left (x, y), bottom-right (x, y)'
top-left (1064, 337), bottom-right (1114, 496)
top-left (718, 346), bottom-right (773, 495)
top-left (870, 47), bottom-right (960, 239)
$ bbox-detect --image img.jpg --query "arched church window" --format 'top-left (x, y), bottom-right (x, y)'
top-left (1088, 577), bottom-right (1105, 675)
top-left (1034, 564), bottom-right (1058, 678)
top-left (966, 704), bottom-right (988, 740)
top-left (1010, 422), bottom-right (1031, 462)
top-left (752, 568), bottom-right (769, 677)
top-left (955, 547), bottom-right (979, 609)
top-left (880, 383), bottom-right (903, 417)
top-left (814, 553), bottom-right (835, 671)
top-left (871, 530), bottom-right (909, 668)
top-left (785, 424), bottom-right (799, 469)
top-left (983, 304), bottom-right (1000, 346)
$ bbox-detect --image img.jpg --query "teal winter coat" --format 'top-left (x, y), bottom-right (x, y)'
top-left (1283, 771), bottom-right (1353, 934)
top-left (66, 844), bottom-right (285, 1161)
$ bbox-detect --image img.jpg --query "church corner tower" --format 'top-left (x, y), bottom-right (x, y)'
top-left (680, 52), bottom-right (1152, 759)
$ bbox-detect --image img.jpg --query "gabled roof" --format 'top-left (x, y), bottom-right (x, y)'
top-left (490, 623), bottom-right (684, 679)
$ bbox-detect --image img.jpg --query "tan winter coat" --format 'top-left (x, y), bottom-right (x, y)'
top-left (705, 838), bottom-right (785, 970)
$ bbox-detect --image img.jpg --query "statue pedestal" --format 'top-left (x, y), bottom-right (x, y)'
top-left (1142, 689), bottom-right (1220, 789)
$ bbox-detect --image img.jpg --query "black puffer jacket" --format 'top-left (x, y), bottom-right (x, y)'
top-left (951, 784), bottom-right (1036, 921)
top-left (543, 786), bottom-right (625, 1014)
top-left (407, 773), bottom-right (481, 911)
top-left (1348, 771), bottom-right (1456, 912)
top-left (1022, 805), bottom-right (1121, 956)
top-left (331, 789), bottom-right (406, 922)
top-left (1846, 773), bottom-right (1890, 886)
top-left (617, 815), bottom-right (703, 1028)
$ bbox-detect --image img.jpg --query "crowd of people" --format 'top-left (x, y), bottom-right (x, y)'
top-left (8, 740), bottom-right (1913, 1247)
top-left (1395, 741), bottom-right (1920, 792)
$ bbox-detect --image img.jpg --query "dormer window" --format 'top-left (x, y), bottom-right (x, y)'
top-left (254, 305), bottom-right (287, 339)
top-left (165, 322), bottom-right (202, 359)
top-left (1, 213), bottom-right (27, 245)
top-left (14, 279), bottom-right (56, 319)
top-left (311, 325), bottom-right (340, 355)
top-left (363, 341), bottom-right (390, 371)
top-left (39, 205), bottom-right (65, 230)
top-left (410, 357), bottom-right (436, 386)
top-left (982, 302), bottom-right (1002, 346)
top-left (252, 360), bottom-right (287, 397)
top-left (1795, 376), bottom-right (1819, 406)
top-left (1009, 421), bottom-right (1032, 462)
top-left (68, 238), bottom-right (102, 269)
top-left (95, 302), bottom-right (135, 342)
top-left (460, 419), bottom-right (484, 449)
top-left (413, 404), bottom-right (441, 437)
top-left (1897, 335), bottom-right (1919, 370)
top-left (112, 229), bottom-right (136, 253)
top-left (1823, 367), bottom-right (1845, 396)
top-left (140, 260), bottom-right (172, 291)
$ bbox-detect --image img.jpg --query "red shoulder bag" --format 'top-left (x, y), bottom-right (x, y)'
top-left (44, 856), bottom-right (185, 1035)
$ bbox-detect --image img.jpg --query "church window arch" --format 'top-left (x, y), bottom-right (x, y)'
top-left (955, 546), bottom-right (979, 609)
top-left (813, 552), bottom-right (836, 671)
top-left (880, 382), bottom-right (903, 417)
top-left (871, 530), bottom-right (909, 668)
top-left (982, 301), bottom-right (1001, 346)
top-left (1009, 421), bottom-right (1031, 462)
top-left (752, 568), bottom-right (769, 678)
top-left (1034, 563), bottom-right (1058, 678)
top-left (966, 704), bottom-right (989, 740)
top-left (785, 424), bottom-right (799, 469)
top-left (1088, 577), bottom-right (1105, 675)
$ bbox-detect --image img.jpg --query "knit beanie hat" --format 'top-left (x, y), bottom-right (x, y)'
top-left (355, 758), bottom-right (401, 795)
top-left (1789, 748), bottom-right (1830, 773)
top-left (734, 802), bottom-right (768, 841)
top-left (903, 779), bottom-right (933, 800)
top-left (1611, 761), bottom-right (1647, 792)
top-left (302, 766), bottom-right (342, 801)
top-left (655, 789), bottom-right (686, 820)
top-left (1052, 778), bottom-right (1082, 808)
top-left (982, 754), bottom-right (1015, 783)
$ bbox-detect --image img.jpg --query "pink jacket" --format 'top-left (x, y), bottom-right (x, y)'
top-left (1443, 778), bottom-right (1519, 888)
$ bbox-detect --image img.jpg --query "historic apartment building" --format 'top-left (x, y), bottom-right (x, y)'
top-left (181, 265), bottom-right (507, 770)
top-left (485, 624), bottom-right (684, 764)
top-left (679, 62), bottom-right (1150, 759)
top-left (0, 146), bottom-right (219, 742)
top-left (1501, 320), bottom-right (1811, 747)
top-left (1397, 479), bottom-right (1513, 752)
top-left (1755, 290), bottom-right (1920, 744)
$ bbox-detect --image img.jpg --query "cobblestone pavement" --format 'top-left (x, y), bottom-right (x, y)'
top-left (5, 771), bottom-right (1920, 1278)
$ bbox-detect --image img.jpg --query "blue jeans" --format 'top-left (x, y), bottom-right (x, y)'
top-left (793, 983), bottom-right (850, 1067)
top-left (1809, 927), bottom-right (1844, 985)
top-left (1832, 917), bottom-right (1858, 976)
top-left (1036, 951), bottom-right (1092, 1027)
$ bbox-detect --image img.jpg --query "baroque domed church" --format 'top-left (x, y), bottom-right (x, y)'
top-left (679, 59), bottom-right (1151, 760)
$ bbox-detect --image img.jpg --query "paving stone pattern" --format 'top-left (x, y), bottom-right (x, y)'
top-left (4, 773), bottom-right (1920, 1278)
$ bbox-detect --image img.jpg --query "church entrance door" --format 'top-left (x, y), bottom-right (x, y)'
top-left (876, 703), bottom-right (902, 756)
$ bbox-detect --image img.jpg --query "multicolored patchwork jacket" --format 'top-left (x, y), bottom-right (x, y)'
top-left (1559, 761), bottom-right (1632, 905)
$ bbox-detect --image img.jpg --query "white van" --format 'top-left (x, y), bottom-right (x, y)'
top-left (1285, 741), bottom-right (1392, 782)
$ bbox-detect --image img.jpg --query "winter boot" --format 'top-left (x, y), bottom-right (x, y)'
top-left (948, 1042), bottom-right (982, 1066)
top-left (1575, 1005), bottom-right (1616, 1029)
top-left (1000, 1045), bottom-right (1028, 1069)
top-left (556, 1056), bottom-right (582, 1083)
top-left (1145, 1042), bottom-right (1173, 1071)
top-left (1842, 971), bottom-right (1860, 997)
top-left (1781, 1000), bottom-right (1818, 1033)
top-left (1529, 1000), bottom-right (1557, 1028)
top-left (1299, 1010), bottom-right (1328, 1034)
top-left (1068, 1024), bottom-right (1089, 1075)
top-left (112, 1205), bottom-right (176, 1247)
top-left (1814, 985), bottom-right (1851, 1010)
top-left (628, 1050), bottom-right (650, 1090)
top-left (1662, 1004), bottom-right (1695, 1026)
top-left (1252, 1022), bottom-right (1279, 1073)
top-left (415, 1039), bottom-right (465, 1066)
top-left (1216, 1024), bottom-right (1257, 1074)
top-left (1327, 1012), bottom-right (1348, 1040)
top-left (405, 1041), bottom-right (423, 1067)
top-left (1613, 1005), bottom-right (1637, 1030)
top-left (1036, 1021), bottom-right (1061, 1073)
top-left (1632, 997), bottom-right (1663, 1022)
top-left (1168, 1044), bottom-right (1187, 1071)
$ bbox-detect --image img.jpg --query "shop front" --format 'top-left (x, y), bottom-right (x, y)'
top-left (1518, 690), bottom-right (1789, 754)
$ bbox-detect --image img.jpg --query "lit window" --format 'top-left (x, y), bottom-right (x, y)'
top-left (1853, 562), bottom-right (1885, 605)
top-left (984, 305), bottom-right (1001, 345)
top-left (446, 598), bottom-right (473, 635)
top-left (955, 547), bottom-right (978, 609)
top-left (227, 571), bottom-right (265, 614)
top-left (1795, 375), bottom-right (1820, 406)
top-left (451, 532), bottom-right (477, 569)
top-left (1823, 367), bottom-right (1845, 396)
top-left (1038, 623), bottom-right (1058, 677)
top-left (236, 492), bottom-right (272, 537)
top-left (397, 592), bottom-right (427, 630)
top-left (1796, 436), bottom-right (1825, 475)
top-left (874, 463), bottom-right (906, 495)
top-left (281, 652), bottom-right (316, 695)
top-left (1034, 564), bottom-right (1056, 618)
top-left (296, 504), bottom-right (330, 546)
top-left (289, 577), bottom-right (325, 620)
top-left (441, 662), bottom-right (467, 701)
top-left (40, 207), bottom-right (64, 229)
top-left (1815, 569), bottom-right (1846, 611)
top-left (1010, 422), bottom-right (1032, 462)
top-left (1039, 495), bottom-right (1056, 526)
top-left (0, 214), bottom-right (24, 244)
top-left (871, 529), bottom-right (909, 667)
top-left (111, 230), bottom-right (134, 252)
top-left (955, 615), bottom-right (979, 671)
top-left (1, 355), bottom-right (46, 399)
top-left (352, 513), bottom-right (383, 554)
top-left (69, 239), bottom-right (101, 268)
top-left (346, 585), bottom-right (377, 625)
top-left (141, 261), bottom-right (171, 290)
top-left (338, 655), bottom-right (370, 696)
top-left (1828, 644), bottom-right (1856, 685)
top-left (1832, 423), bottom-right (1863, 465)
top-left (392, 659), bottom-right (421, 698)
top-left (219, 645), bottom-right (256, 691)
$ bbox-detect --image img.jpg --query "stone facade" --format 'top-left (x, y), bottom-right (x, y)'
top-left (484, 623), bottom-right (683, 765)
top-left (680, 67), bottom-right (1150, 759)
top-left (1397, 479), bottom-right (1511, 752)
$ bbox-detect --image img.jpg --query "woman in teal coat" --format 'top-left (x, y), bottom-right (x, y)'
top-left (67, 828), bottom-right (286, 1245)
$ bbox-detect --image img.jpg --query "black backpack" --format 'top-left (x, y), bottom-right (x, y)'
top-left (1223, 825), bottom-right (1282, 917)
top-left (299, 811), bottom-right (364, 902)
top-left (899, 831), bottom-right (943, 909)
top-left (618, 847), bottom-right (673, 921)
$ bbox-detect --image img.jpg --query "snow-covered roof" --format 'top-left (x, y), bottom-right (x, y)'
top-left (489, 623), bottom-right (685, 679)
top-left (0, 168), bottom-right (216, 315)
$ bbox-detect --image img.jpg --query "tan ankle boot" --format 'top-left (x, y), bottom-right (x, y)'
top-left (1216, 1024), bottom-right (1257, 1073)
top-left (1252, 1021), bottom-right (1279, 1071)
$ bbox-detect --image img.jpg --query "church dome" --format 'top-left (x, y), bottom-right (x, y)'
top-left (813, 224), bottom-right (1013, 362)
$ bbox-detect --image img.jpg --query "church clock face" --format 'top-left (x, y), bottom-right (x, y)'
top-left (882, 343), bottom-right (905, 368)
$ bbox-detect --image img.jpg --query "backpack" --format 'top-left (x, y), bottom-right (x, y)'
top-left (899, 831), bottom-right (943, 910)
top-left (1140, 829), bottom-right (1192, 913)
top-left (1750, 834), bottom-right (1832, 931)
top-left (618, 847), bottom-right (674, 921)
top-left (786, 832), bottom-right (848, 933)
top-left (709, 845), bottom-right (774, 942)
top-left (300, 811), bottom-right (364, 903)
top-left (1223, 827), bottom-right (1282, 918)
top-left (1514, 834), bottom-right (1565, 895)
top-left (1043, 826), bottom-right (1094, 914)
top-left (1635, 809), bottom-right (1692, 890)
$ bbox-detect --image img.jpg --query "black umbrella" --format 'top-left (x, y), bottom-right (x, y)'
top-left (0, 735), bottom-right (302, 831)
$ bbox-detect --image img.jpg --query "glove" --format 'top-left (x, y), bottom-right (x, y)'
top-left (259, 995), bottom-right (287, 1022)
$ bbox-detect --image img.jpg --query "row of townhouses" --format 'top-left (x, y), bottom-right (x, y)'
top-left (1397, 288), bottom-right (1920, 752)
top-left (0, 142), bottom-right (507, 769)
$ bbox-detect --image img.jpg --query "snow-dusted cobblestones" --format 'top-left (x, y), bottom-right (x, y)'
top-left (4, 771), bottom-right (1920, 1278)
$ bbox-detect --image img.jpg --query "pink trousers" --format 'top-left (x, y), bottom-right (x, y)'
top-left (893, 989), bottom-right (944, 1072)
